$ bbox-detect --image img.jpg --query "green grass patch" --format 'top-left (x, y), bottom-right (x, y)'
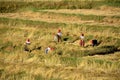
top-left (60, 57), bottom-right (78, 66)
top-left (87, 45), bottom-right (118, 56)
top-left (0, 1), bottom-right (96, 13)
top-left (0, 0), bottom-right (120, 13)
top-left (62, 45), bottom-right (118, 57)
top-left (104, 0), bottom-right (120, 7)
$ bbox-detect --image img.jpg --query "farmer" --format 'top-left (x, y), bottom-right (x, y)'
top-left (80, 33), bottom-right (85, 47)
top-left (91, 36), bottom-right (98, 47)
top-left (57, 29), bottom-right (62, 42)
top-left (25, 38), bottom-right (31, 45)
top-left (53, 33), bottom-right (58, 42)
top-left (24, 38), bottom-right (31, 52)
top-left (91, 39), bottom-right (98, 47)
top-left (45, 46), bottom-right (51, 54)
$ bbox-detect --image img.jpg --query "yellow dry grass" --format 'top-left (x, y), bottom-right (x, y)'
top-left (42, 7), bottom-right (120, 16)
top-left (1, 7), bottom-right (120, 26)
top-left (0, 6), bottom-right (120, 80)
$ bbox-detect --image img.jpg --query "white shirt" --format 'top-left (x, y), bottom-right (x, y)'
top-left (47, 47), bottom-right (51, 51)
top-left (80, 36), bottom-right (84, 40)
top-left (26, 41), bottom-right (31, 44)
top-left (45, 47), bottom-right (51, 54)
top-left (57, 32), bottom-right (62, 36)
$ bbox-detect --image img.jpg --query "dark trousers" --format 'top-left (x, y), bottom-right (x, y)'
top-left (57, 35), bottom-right (61, 42)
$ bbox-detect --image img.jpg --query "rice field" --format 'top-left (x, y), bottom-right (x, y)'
top-left (0, 0), bottom-right (120, 80)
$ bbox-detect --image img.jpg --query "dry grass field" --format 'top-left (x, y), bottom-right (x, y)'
top-left (0, 0), bottom-right (120, 80)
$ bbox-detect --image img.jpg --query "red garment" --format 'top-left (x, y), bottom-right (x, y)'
top-left (27, 39), bottom-right (30, 42)
top-left (58, 29), bottom-right (61, 32)
top-left (80, 40), bottom-right (85, 47)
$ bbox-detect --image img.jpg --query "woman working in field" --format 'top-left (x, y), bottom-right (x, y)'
top-left (80, 33), bottom-right (85, 47)
top-left (54, 29), bottom-right (62, 42)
